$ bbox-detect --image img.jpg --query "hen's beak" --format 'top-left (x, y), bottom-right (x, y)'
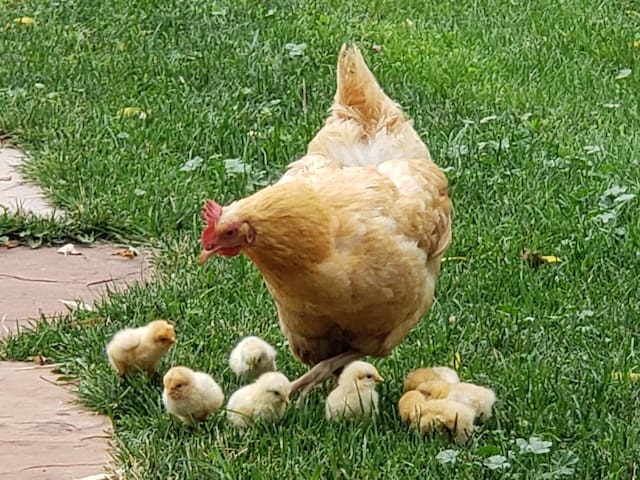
top-left (374, 374), bottom-right (384, 383)
top-left (198, 249), bottom-right (215, 265)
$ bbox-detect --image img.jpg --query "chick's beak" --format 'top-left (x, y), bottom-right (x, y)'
top-left (198, 249), bottom-right (215, 265)
top-left (283, 394), bottom-right (290, 405)
top-left (374, 374), bottom-right (384, 383)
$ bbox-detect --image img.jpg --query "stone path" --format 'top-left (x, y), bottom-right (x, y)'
top-left (0, 147), bottom-right (60, 218)
top-left (1, 147), bottom-right (151, 480)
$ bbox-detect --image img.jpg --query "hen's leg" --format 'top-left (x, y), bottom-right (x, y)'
top-left (290, 351), bottom-right (361, 404)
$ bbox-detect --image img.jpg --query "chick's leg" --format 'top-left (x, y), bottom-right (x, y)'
top-left (290, 351), bottom-right (361, 404)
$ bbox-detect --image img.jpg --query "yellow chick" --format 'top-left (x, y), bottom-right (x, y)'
top-left (162, 366), bottom-right (224, 426)
top-left (226, 371), bottom-right (291, 428)
top-left (106, 319), bottom-right (176, 376)
top-left (325, 361), bottom-right (384, 422)
top-left (418, 399), bottom-right (476, 444)
top-left (229, 336), bottom-right (277, 381)
top-left (416, 380), bottom-right (496, 422)
top-left (398, 390), bottom-right (429, 427)
top-left (403, 366), bottom-right (460, 392)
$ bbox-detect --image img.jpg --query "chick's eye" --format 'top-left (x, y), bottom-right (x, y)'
top-left (272, 391), bottom-right (280, 396)
top-left (366, 374), bottom-right (373, 379)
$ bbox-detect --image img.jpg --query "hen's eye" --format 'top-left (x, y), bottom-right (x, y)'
top-left (225, 228), bottom-right (237, 237)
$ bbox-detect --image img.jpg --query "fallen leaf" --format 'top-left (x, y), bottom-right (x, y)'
top-left (632, 40), bottom-right (640, 48)
top-left (59, 299), bottom-right (94, 311)
top-left (75, 317), bottom-right (104, 327)
top-left (539, 255), bottom-right (561, 264)
top-left (1, 238), bottom-right (20, 248)
top-left (583, 145), bottom-right (601, 154)
top-left (117, 106), bottom-right (147, 119)
top-left (284, 42), bottom-right (306, 57)
top-left (371, 44), bottom-right (382, 53)
top-left (27, 355), bottom-right (53, 365)
top-left (450, 352), bottom-right (462, 370)
top-left (112, 246), bottom-right (139, 258)
top-left (443, 256), bottom-right (468, 262)
top-left (479, 115), bottom-right (498, 124)
top-left (14, 16), bottom-right (35, 25)
top-left (521, 249), bottom-right (561, 267)
top-left (577, 309), bottom-right (595, 320)
top-left (611, 371), bottom-right (640, 381)
top-left (615, 68), bottom-right (632, 80)
top-left (57, 243), bottom-right (82, 256)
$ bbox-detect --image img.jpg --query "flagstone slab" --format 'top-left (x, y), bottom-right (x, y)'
top-left (0, 244), bottom-right (151, 336)
top-left (0, 362), bottom-right (113, 480)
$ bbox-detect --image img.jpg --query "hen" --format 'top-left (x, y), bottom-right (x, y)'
top-left (199, 45), bottom-right (452, 398)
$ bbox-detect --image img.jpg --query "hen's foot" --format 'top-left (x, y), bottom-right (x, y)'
top-left (290, 351), bottom-right (361, 406)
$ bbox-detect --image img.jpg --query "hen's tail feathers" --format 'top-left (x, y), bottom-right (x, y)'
top-left (333, 44), bottom-right (405, 135)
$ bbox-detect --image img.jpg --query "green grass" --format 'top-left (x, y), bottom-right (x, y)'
top-left (2, 0), bottom-right (640, 477)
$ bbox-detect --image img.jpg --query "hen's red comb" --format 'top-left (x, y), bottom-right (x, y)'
top-left (202, 200), bottom-right (223, 226)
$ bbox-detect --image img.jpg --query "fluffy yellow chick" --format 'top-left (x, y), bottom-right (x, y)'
top-left (325, 361), bottom-right (384, 422)
top-left (416, 380), bottom-right (496, 422)
top-left (229, 336), bottom-right (277, 381)
top-left (106, 319), bottom-right (176, 376)
top-left (398, 390), bottom-right (429, 427)
top-left (226, 371), bottom-right (291, 428)
top-left (419, 399), bottom-right (476, 444)
top-left (162, 366), bottom-right (225, 426)
top-left (402, 366), bottom-right (460, 392)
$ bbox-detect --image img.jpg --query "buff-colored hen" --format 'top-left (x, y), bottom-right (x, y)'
top-left (199, 45), bottom-right (452, 399)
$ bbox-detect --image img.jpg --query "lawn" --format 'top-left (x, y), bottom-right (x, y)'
top-left (1, 0), bottom-right (640, 477)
